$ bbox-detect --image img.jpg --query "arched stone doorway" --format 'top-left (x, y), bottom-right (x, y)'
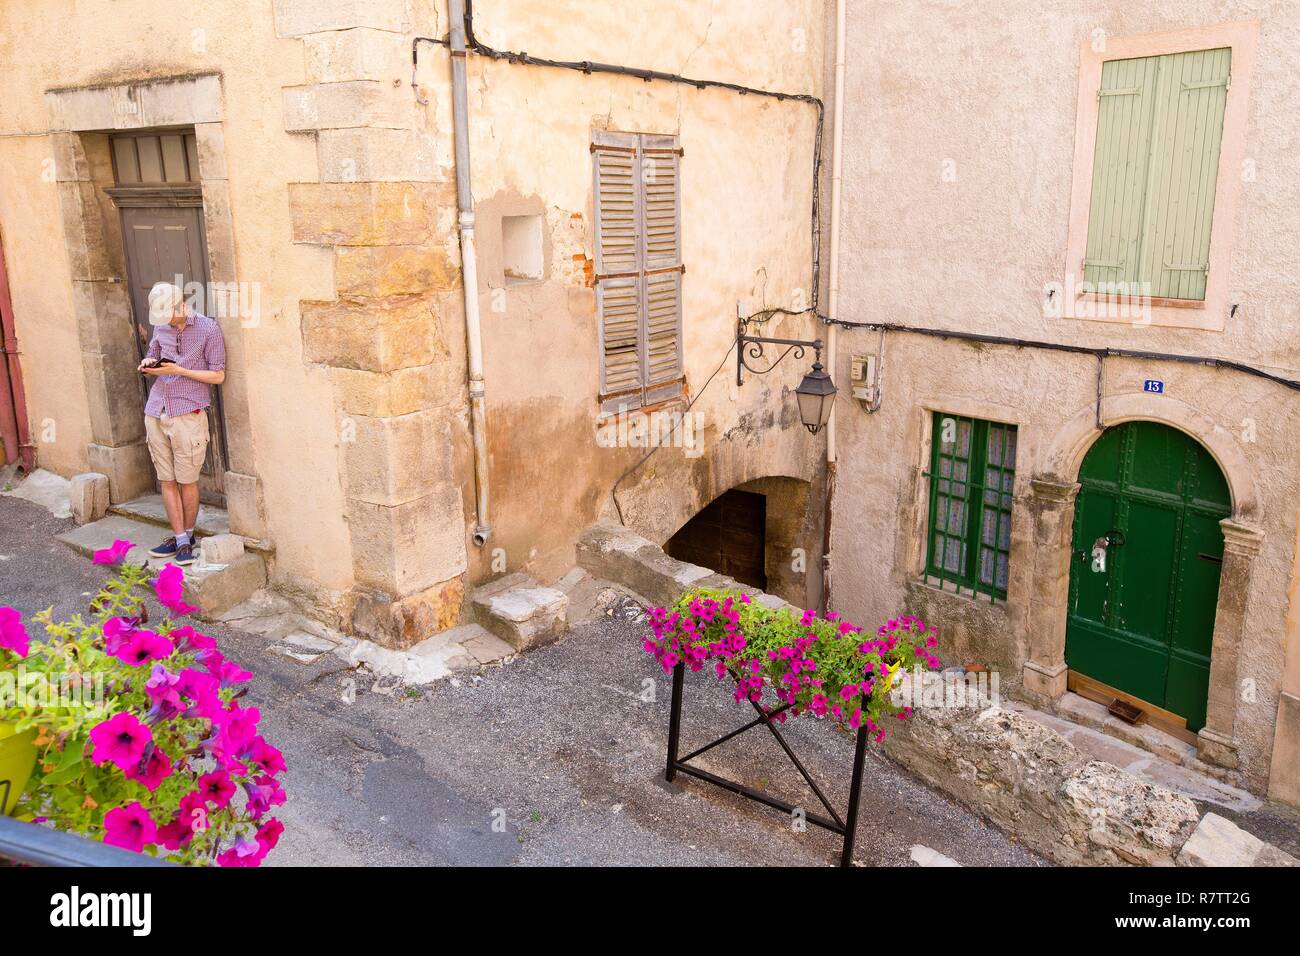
top-left (1023, 398), bottom-right (1265, 770)
top-left (663, 476), bottom-right (816, 608)
top-left (1065, 421), bottom-right (1230, 736)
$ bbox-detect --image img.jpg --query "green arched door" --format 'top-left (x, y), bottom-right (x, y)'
top-left (1065, 421), bottom-right (1230, 732)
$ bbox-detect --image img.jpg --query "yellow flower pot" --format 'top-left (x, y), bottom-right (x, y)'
top-left (0, 721), bottom-right (37, 816)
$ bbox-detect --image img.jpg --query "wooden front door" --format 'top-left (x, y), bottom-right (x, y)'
top-left (1065, 422), bottom-right (1229, 732)
top-left (110, 130), bottom-right (226, 504)
top-left (665, 489), bottom-right (768, 590)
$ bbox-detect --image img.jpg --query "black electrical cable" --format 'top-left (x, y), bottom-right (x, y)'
top-left (825, 317), bottom-right (1300, 393)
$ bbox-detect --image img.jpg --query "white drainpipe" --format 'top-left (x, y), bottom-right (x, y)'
top-left (826, 0), bottom-right (846, 466)
top-left (448, 0), bottom-right (491, 546)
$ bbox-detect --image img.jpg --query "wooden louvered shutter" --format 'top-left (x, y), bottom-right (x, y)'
top-left (592, 131), bottom-right (683, 409)
top-left (1082, 47), bottom-right (1230, 302)
top-left (1082, 56), bottom-right (1159, 289)
top-left (593, 131), bottom-right (643, 406)
top-left (1136, 47), bottom-right (1230, 301)
top-left (639, 135), bottom-right (682, 400)
top-left (597, 277), bottom-right (642, 396)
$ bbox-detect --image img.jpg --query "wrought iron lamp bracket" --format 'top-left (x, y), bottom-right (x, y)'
top-left (737, 317), bottom-right (824, 387)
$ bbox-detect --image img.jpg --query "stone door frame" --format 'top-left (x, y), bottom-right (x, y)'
top-left (1022, 393), bottom-right (1263, 769)
top-left (46, 74), bottom-right (266, 539)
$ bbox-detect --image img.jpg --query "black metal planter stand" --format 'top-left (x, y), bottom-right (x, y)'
top-left (664, 660), bottom-right (870, 867)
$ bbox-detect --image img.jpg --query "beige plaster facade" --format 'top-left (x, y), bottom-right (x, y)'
top-left (0, 2), bottom-right (828, 641)
top-left (828, 1), bottom-right (1300, 803)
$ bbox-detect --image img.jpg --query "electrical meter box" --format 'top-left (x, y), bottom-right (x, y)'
top-left (850, 353), bottom-right (878, 409)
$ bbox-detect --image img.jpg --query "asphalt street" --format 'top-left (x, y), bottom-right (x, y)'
top-left (0, 495), bottom-right (1046, 867)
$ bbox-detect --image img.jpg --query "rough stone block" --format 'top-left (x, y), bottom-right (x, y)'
top-left (193, 122), bottom-right (228, 180)
top-left (81, 351), bottom-right (145, 446)
top-left (334, 244), bottom-right (459, 297)
top-left (50, 132), bottom-right (92, 182)
top-left (329, 364), bottom-right (452, 418)
top-left (273, 0), bottom-right (407, 37)
top-left (68, 473), bottom-right (109, 525)
top-left (342, 410), bottom-right (450, 507)
top-left (881, 699), bottom-right (1201, 866)
top-left (301, 294), bottom-right (447, 372)
top-left (350, 576), bottom-right (465, 649)
top-left (470, 574), bottom-right (569, 651)
top-left (223, 471), bottom-right (267, 540)
top-left (87, 441), bottom-right (154, 503)
top-left (57, 181), bottom-right (112, 280)
top-left (1268, 692), bottom-right (1300, 806)
top-left (288, 181), bottom-right (455, 246)
top-left (200, 533), bottom-right (245, 565)
top-left (46, 76), bottom-right (221, 133)
top-left (283, 81), bottom-right (405, 131)
top-left (183, 553), bottom-right (267, 620)
top-left (576, 521), bottom-right (714, 608)
top-left (1177, 812), bottom-right (1299, 867)
top-left (347, 487), bottom-right (468, 595)
top-left (317, 128), bottom-right (438, 182)
top-left (303, 28), bottom-right (410, 83)
top-left (71, 280), bottom-right (135, 355)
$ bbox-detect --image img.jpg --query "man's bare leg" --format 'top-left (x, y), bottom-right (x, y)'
top-left (179, 482), bottom-right (200, 534)
top-left (159, 479), bottom-right (185, 535)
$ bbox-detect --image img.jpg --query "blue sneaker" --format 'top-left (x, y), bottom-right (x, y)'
top-left (174, 542), bottom-right (196, 566)
top-left (148, 537), bottom-right (179, 558)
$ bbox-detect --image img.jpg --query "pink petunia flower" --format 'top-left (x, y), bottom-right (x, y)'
top-left (0, 607), bottom-right (30, 658)
top-left (88, 712), bottom-right (153, 772)
top-left (124, 745), bottom-right (173, 792)
top-left (93, 539), bottom-right (134, 565)
top-left (153, 563), bottom-right (198, 616)
top-left (110, 629), bottom-right (174, 667)
top-left (197, 770), bottom-right (237, 809)
top-left (102, 802), bottom-right (157, 853)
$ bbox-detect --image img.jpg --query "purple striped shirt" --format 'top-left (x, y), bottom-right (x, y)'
top-left (144, 309), bottom-right (226, 417)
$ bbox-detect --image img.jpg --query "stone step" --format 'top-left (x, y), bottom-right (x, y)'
top-left (469, 573), bottom-right (568, 651)
top-left (56, 514), bottom-right (266, 622)
top-left (108, 494), bottom-right (270, 553)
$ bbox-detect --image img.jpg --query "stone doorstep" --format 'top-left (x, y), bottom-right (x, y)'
top-left (469, 572), bottom-right (568, 651)
top-left (1177, 812), bottom-right (1299, 867)
top-left (1052, 692), bottom-right (1201, 767)
top-left (56, 513), bottom-right (266, 620)
top-left (1012, 700), bottom-right (1261, 814)
top-left (109, 494), bottom-right (272, 554)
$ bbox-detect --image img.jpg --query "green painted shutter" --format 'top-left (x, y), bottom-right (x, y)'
top-left (1082, 47), bottom-right (1230, 301)
top-left (1083, 56), bottom-right (1160, 289)
top-left (1137, 48), bottom-right (1231, 300)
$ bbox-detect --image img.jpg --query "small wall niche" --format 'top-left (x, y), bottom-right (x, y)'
top-left (501, 213), bottom-right (544, 284)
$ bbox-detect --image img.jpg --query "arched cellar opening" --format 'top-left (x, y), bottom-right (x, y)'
top-left (663, 476), bottom-right (817, 608)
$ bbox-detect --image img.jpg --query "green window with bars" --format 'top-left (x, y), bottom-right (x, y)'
top-left (925, 413), bottom-right (1018, 601)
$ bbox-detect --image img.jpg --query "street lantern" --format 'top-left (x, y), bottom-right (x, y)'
top-left (794, 358), bottom-right (836, 434)
top-left (736, 319), bottom-right (837, 435)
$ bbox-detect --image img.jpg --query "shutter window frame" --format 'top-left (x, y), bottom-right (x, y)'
top-left (593, 130), bottom-right (684, 412)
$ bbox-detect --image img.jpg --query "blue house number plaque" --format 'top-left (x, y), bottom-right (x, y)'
top-left (1143, 379), bottom-right (1164, 394)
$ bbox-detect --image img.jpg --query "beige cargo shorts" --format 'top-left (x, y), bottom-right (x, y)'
top-left (144, 411), bottom-right (210, 484)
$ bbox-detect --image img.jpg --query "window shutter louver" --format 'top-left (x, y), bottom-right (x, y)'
top-left (1082, 47), bottom-right (1230, 302)
top-left (592, 130), bottom-right (684, 408)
